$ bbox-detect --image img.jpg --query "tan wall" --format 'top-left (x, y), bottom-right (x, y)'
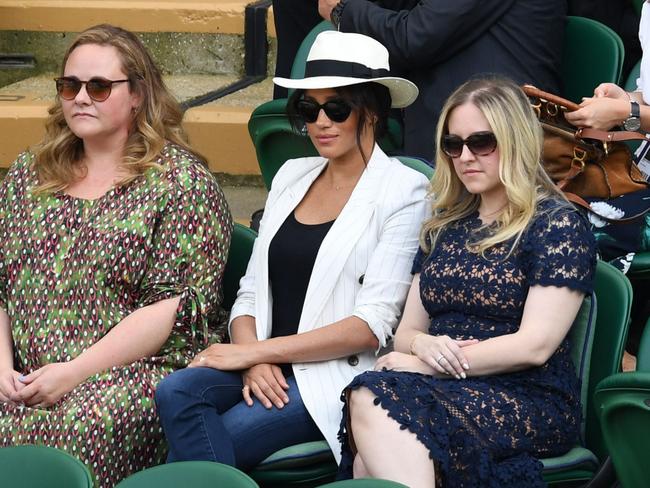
top-left (0, 101), bottom-right (260, 175)
top-left (0, 0), bottom-right (253, 34)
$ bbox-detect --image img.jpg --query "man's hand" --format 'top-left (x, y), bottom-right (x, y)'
top-left (319, 0), bottom-right (339, 21)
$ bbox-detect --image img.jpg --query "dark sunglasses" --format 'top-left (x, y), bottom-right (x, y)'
top-left (441, 131), bottom-right (498, 158)
top-left (296, 98), bottom-right (353, 123)
top-left (54, 76), bottom-right (130, 102)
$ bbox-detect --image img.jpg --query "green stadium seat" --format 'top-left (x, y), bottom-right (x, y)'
top-left (318, 479), bottom-right (408, 487)
top-left (0, 445), bottom-right (93, 488)
top-left (222, 222), bottom-right (257, 311)
top-left (562, 16), bottom-right (625, 103)
top-left (115, 461), bottom-right (259, 488)
top-left (594, 316), bottom-right (650, 488)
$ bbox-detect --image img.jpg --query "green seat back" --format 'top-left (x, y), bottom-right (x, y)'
top-left (319, 479), bottom-right (409, 487)
top-left (222, 223), bottom-right (257, 311)
top-left (394, 155), bottom-right (434, 180)
top-left (562, 16), bottom-right (625, 103)
top-left (569, 294), bottom-right (597, 440)
top-left (0, 445), bottom-right (93, 488)
top-left (624, 59), bottom-right (641, 92)
top-left (594, 372), bottom-right (650, 488)
top-left (633, 0), bottom-right (645, 16)
top-left (115, 461), bottom-right (259, 488)
top-left (536, 261), bottom-right (632, 484)
top-left (585, 261), bottom-right (632, 459)
top-left (635, 316), bottom-right (650, 372)
top-left (541, 293), bottom-right (598, 484)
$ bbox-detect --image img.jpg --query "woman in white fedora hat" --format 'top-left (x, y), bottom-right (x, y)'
top-left (156, 30), bottom-right (429, 468)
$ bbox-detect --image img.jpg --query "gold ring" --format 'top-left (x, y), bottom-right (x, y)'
top-left (199, 356), bottom-right (206, 362)
top-left (436, 354), bottom-right (445, 363)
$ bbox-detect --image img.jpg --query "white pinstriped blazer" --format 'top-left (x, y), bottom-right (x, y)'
top-left (229, 145), bottom-right (429, 461)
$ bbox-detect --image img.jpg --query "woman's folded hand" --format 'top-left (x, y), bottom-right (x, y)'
top-left (410, 334), bottom-right (478, 379)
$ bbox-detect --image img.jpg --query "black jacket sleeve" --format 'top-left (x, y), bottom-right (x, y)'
top-left (340, 0), bottom-right (517, 69)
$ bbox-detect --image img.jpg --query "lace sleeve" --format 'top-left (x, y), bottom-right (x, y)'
top-left (521, 204), bottom-right (597, 294)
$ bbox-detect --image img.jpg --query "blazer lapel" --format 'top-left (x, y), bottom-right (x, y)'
top-left (254, 159), bottom-right (326, 339)
top-left (298, 145), bottom-right (390, 332)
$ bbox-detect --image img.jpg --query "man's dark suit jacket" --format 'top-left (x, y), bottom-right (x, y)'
top-left (340, 0), bottom-right (566, 161)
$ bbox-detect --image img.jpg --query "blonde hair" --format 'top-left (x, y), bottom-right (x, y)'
top-left (421, 77), bottom-right (566, 256)
top-left (33, 24), bottom-right (197, 193)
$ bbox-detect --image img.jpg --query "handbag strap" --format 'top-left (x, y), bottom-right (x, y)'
top-left (524, 85), bottom-right (649, 142)
top-left (577, 128), bottom-right (648, 143)
top-left (523, 85), bottom-right (580, 111)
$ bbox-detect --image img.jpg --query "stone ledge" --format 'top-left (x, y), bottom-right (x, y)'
top-left (0, 1), bottom-right (252, 34)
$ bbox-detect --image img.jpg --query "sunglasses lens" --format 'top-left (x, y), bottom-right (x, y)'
top-left (466, 132), bottom-right (497, 156)
top-left (323, 100), bottom-right (352, 123)
top-left (56, 78), bottom-right (81, 100)
top-left (441, 132), bottom-right (497, 157)
top-left (296, 100), bottom-right (320, 123)
top-left (296, 99), bottom-right (353, 124)
top-left (441, 135), bottom-right (464, 158)
top-left (86, 79), bottom-right (113, 102)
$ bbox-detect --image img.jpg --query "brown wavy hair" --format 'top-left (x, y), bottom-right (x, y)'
top-left (33, 24), bottom-right (197, 193)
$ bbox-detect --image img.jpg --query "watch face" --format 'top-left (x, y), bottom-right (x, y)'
top-left (624, 117), bottom-right (641, 132)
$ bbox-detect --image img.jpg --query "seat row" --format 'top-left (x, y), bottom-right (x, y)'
top-left (0, 445), bottom-right (406, 487)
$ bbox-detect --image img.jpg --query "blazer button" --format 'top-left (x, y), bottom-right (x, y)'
top-left (358, 274), bottom-right (364, 285)
top-left (347, 355), bottom-right (359, 367)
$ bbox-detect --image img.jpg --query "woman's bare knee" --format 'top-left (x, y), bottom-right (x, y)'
top-left (349, 387), bottom-right (376, 419)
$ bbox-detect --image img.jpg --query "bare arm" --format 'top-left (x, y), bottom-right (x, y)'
top-left (0, 308), bottom-right (12, 372)
top-left (0, 308), bottom-right (24, 404)
top-left (205, 313), bottom-right (377, 409)
top-left (458, 286), bottom-right (584, 375)
top-left (194, 315), bottom-right (378, 371)
top-left (14, 297), bottom-right (180, 407)
top-left (70, 296), bottom-right (180, 378)
top-left (406, 285), bottom-right (584, 377)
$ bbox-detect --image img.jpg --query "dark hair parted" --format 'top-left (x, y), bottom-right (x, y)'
top-left (286, 82), bottom-right (392, 164)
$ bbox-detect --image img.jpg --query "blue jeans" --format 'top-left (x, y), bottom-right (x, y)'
top-left (155, 367), bottom-right (323, 470)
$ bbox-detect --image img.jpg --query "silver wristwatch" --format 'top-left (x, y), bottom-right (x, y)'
top-left (623, 100), bottom-right (641, 131)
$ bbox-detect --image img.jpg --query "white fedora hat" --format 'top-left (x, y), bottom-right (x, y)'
top-left (273, 30), bottom-right (419, 109)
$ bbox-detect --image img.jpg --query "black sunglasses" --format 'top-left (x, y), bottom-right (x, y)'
top-left (441, 131), bottom-right (498, 158)
top-left (54, 76), bottom-right (130, 102)
top-left (296, 98), bottom-right (353, 123)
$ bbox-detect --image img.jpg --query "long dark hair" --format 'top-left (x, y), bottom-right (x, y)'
top-left (287, 82), bottom-right (392, 164)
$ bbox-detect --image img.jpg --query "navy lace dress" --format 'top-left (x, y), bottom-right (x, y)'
top-left (338, 199), bottom-right (597, 487)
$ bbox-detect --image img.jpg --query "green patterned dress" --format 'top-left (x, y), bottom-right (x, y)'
top-left (0, 144), bottom-right (232, 487)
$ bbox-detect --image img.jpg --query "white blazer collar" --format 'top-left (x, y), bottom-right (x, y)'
top-left (299, 144), bottom-right (392, 332)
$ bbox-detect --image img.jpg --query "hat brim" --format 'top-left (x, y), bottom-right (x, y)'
top-left (273, 75), bottom-right (419, 109)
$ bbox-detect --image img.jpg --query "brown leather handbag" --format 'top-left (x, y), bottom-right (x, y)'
top-left (523, 85), bottom-right (649, 201)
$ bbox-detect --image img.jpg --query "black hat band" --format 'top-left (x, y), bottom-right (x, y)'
top-left (304, 59), bottom-right (390, 80)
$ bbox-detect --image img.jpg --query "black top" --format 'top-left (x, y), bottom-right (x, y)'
top-left (268, 211), bottom-right (334, 377)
